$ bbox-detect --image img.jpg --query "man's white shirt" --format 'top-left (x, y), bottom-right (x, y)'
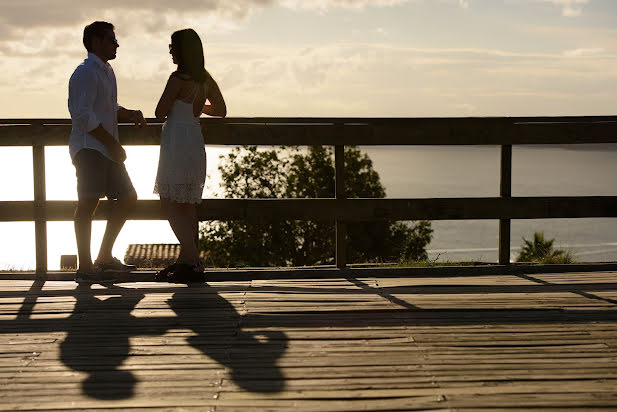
top-left (68, 52), bottom-right (123, 162)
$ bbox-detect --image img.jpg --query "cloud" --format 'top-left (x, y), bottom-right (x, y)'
top-left (280, 0), bottom-right (473, 12)
top-left (454, 103), bottom-right (477, 112)
top-left (538, 0), bottom-right (590, 17)
top-left (0, 0), bottom-right (471, 60)
top-left (0, 0), bottom-right (477, 39)
top-left (182, 43), bottom-right (617, 116)
top-left (0, 0), bottom-right (407, 34)
top-left (2, 40), bottom-right (616, 118)
top-left (0, 0), bottom-right (615, 118)
top-left (0, 0), bottom-right (414, 56)
top-left (0, 0), bottom-right (592, 46)
top-left (0, 2), bottom-right (257, 39)
top-left (563, 47), bottom-right (604, 57)
top-left (280, 0), bottom-right (410, 10)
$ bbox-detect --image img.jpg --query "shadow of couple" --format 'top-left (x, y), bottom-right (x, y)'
top-left (59, 282), bottom-right (287, 400)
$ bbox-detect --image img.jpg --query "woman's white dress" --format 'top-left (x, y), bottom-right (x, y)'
top-left (154, 86), bottom-right (206, 204)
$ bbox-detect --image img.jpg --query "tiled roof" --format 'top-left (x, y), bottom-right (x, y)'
top-left (125, 244), bottom-right (181, 261)
top-left (124, 244), bottom-right (205, 268)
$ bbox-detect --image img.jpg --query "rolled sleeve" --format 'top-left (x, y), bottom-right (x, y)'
top-left (68, 68), bottom-right (100, 133)
top-left (68, 54), bottom-right (119, 161)
top-left (85, 103), bottom-right (100, 132)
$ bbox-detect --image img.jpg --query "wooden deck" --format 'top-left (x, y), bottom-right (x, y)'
top-left (1, 271), bottom-right (617, 411)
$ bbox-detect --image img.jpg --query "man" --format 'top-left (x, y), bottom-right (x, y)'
top-left (68, 21), bottom-right (147, 283)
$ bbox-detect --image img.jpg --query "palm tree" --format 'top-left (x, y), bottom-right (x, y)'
top-left (516, 232), bottom-right (575, 264)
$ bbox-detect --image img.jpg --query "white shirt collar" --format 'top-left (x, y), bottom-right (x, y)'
top-left (87, 52), bottom-right (110, 71)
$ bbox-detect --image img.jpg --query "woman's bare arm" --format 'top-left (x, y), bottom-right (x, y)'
top-left (202, 75), bottom-right (226, 117)
top-left (155, 75), bottom-right (181, 120)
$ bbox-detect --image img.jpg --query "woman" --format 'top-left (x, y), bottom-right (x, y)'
top-left (154, 29), bottom-right (226, 282)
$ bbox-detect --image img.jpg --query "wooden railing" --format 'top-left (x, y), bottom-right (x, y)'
top-left (1, 116), bottom-right (617, 274)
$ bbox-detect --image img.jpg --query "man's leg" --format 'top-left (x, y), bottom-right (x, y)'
top-left (73, 149), bottom-right (106, 273)
top-left (74, 198), bottom-right (99, 272)
top-left (96, 192), bottom-right (137, 263)
top-left (94, 154), bottom-right (137, 267)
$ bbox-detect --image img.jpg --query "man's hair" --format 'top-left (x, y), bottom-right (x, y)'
top-left (83, 21), bottom-right (114, 52)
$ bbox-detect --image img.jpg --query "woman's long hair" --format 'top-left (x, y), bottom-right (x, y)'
top-left (170, 29), bottom-right (208, 83)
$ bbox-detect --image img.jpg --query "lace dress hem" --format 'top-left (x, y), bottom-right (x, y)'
top-left (154, 182), bottom-right (204, 205)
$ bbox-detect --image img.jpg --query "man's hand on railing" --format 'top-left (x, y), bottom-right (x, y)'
top-left (131, 110), bottom-right (148, 129)
top-left (118, 107), bottom-right (148, 129)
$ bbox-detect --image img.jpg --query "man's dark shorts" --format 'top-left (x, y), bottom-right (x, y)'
top-left (73, 149), bottom-right (136, 200)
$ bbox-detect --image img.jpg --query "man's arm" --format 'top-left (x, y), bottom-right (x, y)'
top-left (118, 107), bottom-right (147, 127)
top-left (69, 69), bottom-right (127, 162)
top-left (88, 124), bottom-right (126, 162)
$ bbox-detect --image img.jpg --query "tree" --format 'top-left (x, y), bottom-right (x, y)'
top-left (199, 146), bottom-right (433, 267)
top-left (515, 232), bottom-right (575, 264)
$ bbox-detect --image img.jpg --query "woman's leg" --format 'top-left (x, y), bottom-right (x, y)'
top-left (161, 198), bottom-right (199, 264)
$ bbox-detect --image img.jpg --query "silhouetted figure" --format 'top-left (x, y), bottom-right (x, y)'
top-left (68, 21), bottom-right (147, 283)
top-left (168, 285), bottom-right (286, 393)
top-left (59, 283), bottom-right (286, 399)
top-left (154, 28), bottom-right (226, 282)
top-left (60, 284), bottom-right (145, 400)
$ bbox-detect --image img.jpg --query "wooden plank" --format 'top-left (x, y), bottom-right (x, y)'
top-left (335, 197), bottom-right (617, 220)
top-left (0, 201), bottom-right (35, 221)
top-left (3, 196), bottom-right (617, 222)
top-left (1, 115), bottom-right (616, 125)
top-left (499, 145), bottom-right (512, 265)
top-left (1, 274), bottom-right (617, 410)
top-left (1, 116), bottom-right (617, 146)
top-left (32, 144), bottom-right (47, 275)
top-left (335, 144), bottom-right (347, 269)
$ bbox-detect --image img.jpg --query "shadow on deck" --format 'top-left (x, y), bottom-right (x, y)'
top-left (1, 270), bottom-right (617, 410)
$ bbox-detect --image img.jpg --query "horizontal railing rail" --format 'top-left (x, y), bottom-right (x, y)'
top-left (2, 197), bottom-right (617, 221)
top-left (1, 116), bottom-right (617, 146)
top-left (1, 116), bottom-right (616, 274)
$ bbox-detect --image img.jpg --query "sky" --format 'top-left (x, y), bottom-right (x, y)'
top-left (0, 0), bottom-right (616, 118)
top-left (0, 0), bottom-right (616, 269)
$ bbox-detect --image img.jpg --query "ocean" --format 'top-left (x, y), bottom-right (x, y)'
top-left (1, 144), bottom-right (616, 269)
top-left (363, 144), bottom-right (617, 262)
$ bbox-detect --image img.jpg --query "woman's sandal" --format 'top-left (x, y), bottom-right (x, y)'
top-left (154, 263), bottom-right (178, 282)
top-left (167, 261), bottom-right (205, 284)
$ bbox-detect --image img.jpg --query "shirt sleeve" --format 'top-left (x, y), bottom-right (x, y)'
top-left (68, 67), bottom-right (100, 133)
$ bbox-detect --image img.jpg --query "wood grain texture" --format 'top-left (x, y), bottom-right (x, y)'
top-left (2, 197), bottom-right (617, 222)
top-left (0, 271), bottom-right (617, 410)
top-left (1, 116), bottom-right (616, 146)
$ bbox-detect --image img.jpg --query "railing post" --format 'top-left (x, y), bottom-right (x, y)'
top-left (499, 144), bottom-right (512, 265)
top-left (335, 144), bottom-right (347, 269)
top-left (32, 134), bottom-right (47, 275)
